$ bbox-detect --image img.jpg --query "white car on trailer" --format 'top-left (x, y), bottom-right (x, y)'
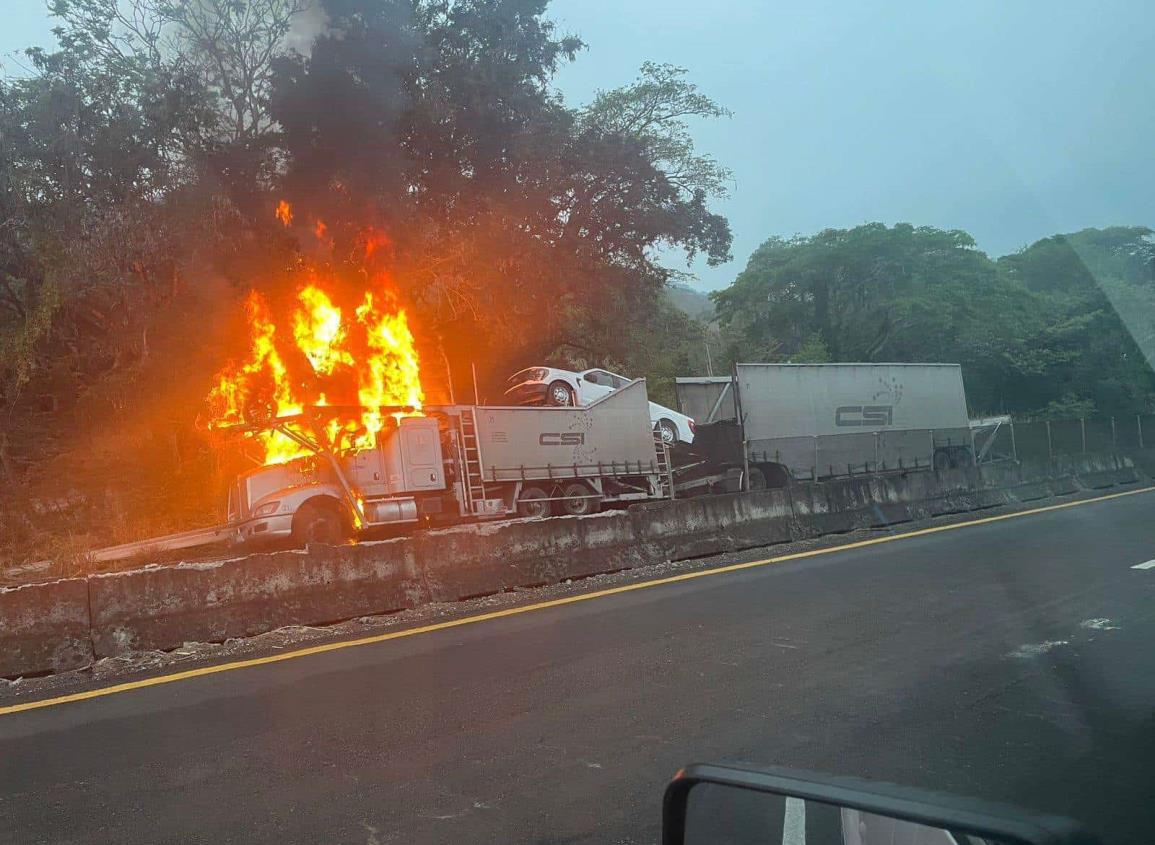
top-left (504, 366), bottom-right (696, 445)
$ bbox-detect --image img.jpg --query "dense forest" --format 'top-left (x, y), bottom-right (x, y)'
top-left (712, 224), bottom-right (1155, 418)
top-left (1, 0), bottom-right (1151, 566)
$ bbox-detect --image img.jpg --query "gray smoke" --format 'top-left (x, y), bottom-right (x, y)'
top-left (283, 1), bottom-right (330, 57)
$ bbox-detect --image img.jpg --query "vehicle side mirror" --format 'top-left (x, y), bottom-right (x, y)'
top-left (663, 763), bottom-right (1098, 845)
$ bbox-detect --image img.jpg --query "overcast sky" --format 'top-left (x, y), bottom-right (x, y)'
top-left (5, 0), bottom-right (1153, 290)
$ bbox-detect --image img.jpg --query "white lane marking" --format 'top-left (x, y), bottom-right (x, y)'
top-left (1131, 560), bottom-right (1155, 570)
top-left (1080, 618), bottom-right (1119, 631)
top-left (1008, 640), bottom-right (1069, 659)
top-left (782, 796), bottom-right (806, 845)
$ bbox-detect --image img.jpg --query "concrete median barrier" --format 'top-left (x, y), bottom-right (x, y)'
top-left (918, 468), bottom-right (985, 517)
top-left (630, 489), bottom-right (793, 561)
top-left (1077, 468), bottom-right (1135, 489)
top-left (7, 450), bottom-right (1137, 675)
top-left (1006, 481), bottom-right (1054, 502)
top-left (821, 476), bottom-right (913, 528)
top-left (1126, 448), bottom-right (1155, 479)
top-left (0, 578), bottom-right (93, 677)
top-left (416, 511), bottom-right (654, 603)
top-left (789, 481), bottom-right (855, 537)
top-left (89, 538), bottom-right (423, 657)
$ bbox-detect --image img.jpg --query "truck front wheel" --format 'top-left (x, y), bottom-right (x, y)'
top-left (291, 500), bottom-right (351, 547)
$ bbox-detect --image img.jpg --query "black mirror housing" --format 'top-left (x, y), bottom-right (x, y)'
top-left (663, 763), bottom-right (1099, 845)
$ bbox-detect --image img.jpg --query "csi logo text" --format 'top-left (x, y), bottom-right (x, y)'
top-left (539, 432), bottom-right (586, 446)
top-left (834, 405), bottom-right (894, 427)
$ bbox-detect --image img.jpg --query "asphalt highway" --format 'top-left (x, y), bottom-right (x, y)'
top-left (2, 489), bottom-right (1155, 844)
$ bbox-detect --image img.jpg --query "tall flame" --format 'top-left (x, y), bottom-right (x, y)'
top-left (206, 203), bottom-right (424, 464)
top-left (275, 199), bottom-right (293, 227)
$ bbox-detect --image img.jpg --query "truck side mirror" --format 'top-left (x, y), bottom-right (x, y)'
top-left (663, 763), bottom-right (1098, 845)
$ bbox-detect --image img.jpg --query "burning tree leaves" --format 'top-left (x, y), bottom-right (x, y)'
top-left (206, 202), bottom-right (426, 465)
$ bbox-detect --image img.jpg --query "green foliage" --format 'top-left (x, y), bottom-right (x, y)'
top-left (1037, 393), bottom-right (1098, 421)
top-left (715, 223), bottom-right (1155, 415)
top-left (665, 283), bottom-right (715, 321)
top-left (268, 0), bottom-right (732, 380)
top-left (792, 333), bottom-right (830, 363)
top-left (582, 62), bottom-right (733, 235)
top-left (1, 0), bottom-right (735, 563)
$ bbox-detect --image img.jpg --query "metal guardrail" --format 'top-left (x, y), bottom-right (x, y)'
top-left (88, 524), bottom-right (233, 563)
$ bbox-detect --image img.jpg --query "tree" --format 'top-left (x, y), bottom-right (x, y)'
top-left (714, 223), bottom-right (1155, 416)
top-left (582, 62), bottom-right (732, 216)
top-left (714, 223), bottom-right (1020, 356)
top-left (165, 0), bottom-right (307, 144)
top-left (0, 22), bottom-right (210, 436)
top-left (268, 0), bottom-right (732, 381)
top-left (997, 227), bottom-right (1155, 414)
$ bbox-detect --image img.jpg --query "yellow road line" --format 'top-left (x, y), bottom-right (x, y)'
top-left (3, 484), bottom-right (1152, 718)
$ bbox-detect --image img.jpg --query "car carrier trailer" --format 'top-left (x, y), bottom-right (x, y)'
top-left (226, 378), bottom-right (673, 545)
top-left (89, 380), bottom-right (675, 561)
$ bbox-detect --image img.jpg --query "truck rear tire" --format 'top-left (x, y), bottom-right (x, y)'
top-left (291, 500), bottom-right (350, 547)
top-left (746, 467), bottom-right (767, 491)
top-left (558, 481), bottom-right (600, 516)
top-left (517, 486), bottom-right (551, 518)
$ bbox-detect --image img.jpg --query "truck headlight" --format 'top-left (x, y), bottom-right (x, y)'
top-left (253, 501), bottom-right (281, 517)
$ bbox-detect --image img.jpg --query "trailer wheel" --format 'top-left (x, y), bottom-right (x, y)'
top-left (517, 486), bottom-right (551, 518)
top-left (546, 381), bottom-right (575, 406)
top-left (291, 500), bottom-right (350, 547)
top-left (559, 481), bottom-right (600, 516)
top-left (656, 418), bottom-right (678, 445)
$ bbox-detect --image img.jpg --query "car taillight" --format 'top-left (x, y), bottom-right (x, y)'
top-left (689, 419), bottom-right (696, 433)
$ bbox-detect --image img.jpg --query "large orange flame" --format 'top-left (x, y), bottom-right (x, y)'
top-left (206, 203), bottom-right (424, 464)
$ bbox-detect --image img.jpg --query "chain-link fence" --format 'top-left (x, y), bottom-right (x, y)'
top-left (1000, 414), bottom-right (1154, 461)
top-left (744, 414), bottom-right (1154, 481)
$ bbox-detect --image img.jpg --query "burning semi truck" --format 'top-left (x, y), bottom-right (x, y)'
top-left (225, 381), bottom-right (673, 546)
top-left (199, 201), bottom-right (674, 547)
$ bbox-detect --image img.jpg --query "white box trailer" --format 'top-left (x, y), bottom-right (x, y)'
top-left (676, 363), bottom-right (974, 483)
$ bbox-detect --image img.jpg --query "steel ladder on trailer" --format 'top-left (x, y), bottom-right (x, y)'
top-left (653, 433), bottom-right (675, 499)
top-left (458, 408), bottom-right (487, 512)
